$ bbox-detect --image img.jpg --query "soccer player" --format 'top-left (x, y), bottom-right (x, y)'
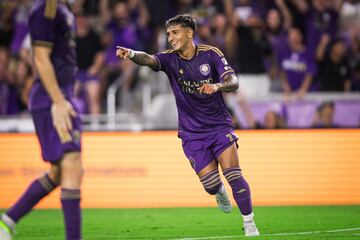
top-left (0, 1), bottom-right (83, 240)
top-left (116, 14), bottom-right (260, 237)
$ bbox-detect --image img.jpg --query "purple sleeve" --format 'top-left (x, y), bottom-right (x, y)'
top-left (210, 50), bottom-right (235, 82)
top-left (152, 52), bottom-right (170, 73)
top-left (28, 7), bottom-right (56, 46)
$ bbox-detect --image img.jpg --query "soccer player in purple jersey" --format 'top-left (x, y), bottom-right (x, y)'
top-left (116, 14), bottom-right (260, 237)
top-left (0, 1), bottom-right (83, 240)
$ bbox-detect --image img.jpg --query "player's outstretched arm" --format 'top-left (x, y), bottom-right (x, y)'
top-left (116, 46), bottom-right (159, 71)
top-left (198, 73), bottom-right (239, 95)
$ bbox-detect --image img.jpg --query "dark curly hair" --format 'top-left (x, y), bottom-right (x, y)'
top-left (165, 14), bottom-right (197, 32)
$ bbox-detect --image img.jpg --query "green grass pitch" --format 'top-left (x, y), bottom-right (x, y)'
top-left (2, 205), bottom-right (360, 239)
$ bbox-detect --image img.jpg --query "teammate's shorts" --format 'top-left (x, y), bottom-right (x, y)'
top-left (31, 107), bottom-right (82, 163)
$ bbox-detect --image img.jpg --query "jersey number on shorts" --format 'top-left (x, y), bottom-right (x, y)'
top-left (226, 133), bottom-right (233, 142)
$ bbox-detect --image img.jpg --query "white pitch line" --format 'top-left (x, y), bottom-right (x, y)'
top-left (171, 227), bottom-right (360, 240)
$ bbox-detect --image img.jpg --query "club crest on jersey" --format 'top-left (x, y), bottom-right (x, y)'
top-left (199, 64), bottom-right (210, 76)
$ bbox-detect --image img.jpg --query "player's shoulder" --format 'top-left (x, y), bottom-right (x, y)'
top-left (30, 0), bottom-right (58, 20)
top-left (159, 49), bottom-right (175, 55)
top-left (197, 44), bottom-right (224, 57)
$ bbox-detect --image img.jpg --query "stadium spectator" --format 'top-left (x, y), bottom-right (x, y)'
top-left (278, 28), bottom-right (317, 100)
top-left (0, 47), bottom-right (11, 115)
top-left (264, 0), bottom-right (292, 91)
top-left (316, 38), bottom-right (351, 91)
top-left (116, 14), bottom-right (260, 237)
top-left (7, 57), bottom-right (34, 113)
top-left (293, 0), bottom-right (340, 57)
top-left (211, 13), bottom-right (236, 59)
top-left (352, 62), bottom-right (360, 92)
top-left (237, 96), bottom-right (287, 129)
top-left (75, 13), bottom-right (104, 115)
top-left (100, 0), bottom-right (149, 111)
top-left (312, 101), bottom-right (337, 128)
top-left (224, 0), bottom-right (272, 98)
top-left (0, 0), bottom-right (16, 48)
top-left (0, 1), bottom-right (83, 239)
top-left (9, 0), bottom-right (31, 56)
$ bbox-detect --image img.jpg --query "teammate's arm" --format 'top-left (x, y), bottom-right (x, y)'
top-left (116, 46), bottom-right (159, 70)
top-left (33, 45), bottom-right (76, 142)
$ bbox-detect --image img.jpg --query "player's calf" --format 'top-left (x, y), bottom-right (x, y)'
top-left (223, 167), bottom-right (260, 236)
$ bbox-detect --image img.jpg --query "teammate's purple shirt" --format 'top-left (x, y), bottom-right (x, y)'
top-left (28, 0), bottom-right (77, 111)
top-left (278, 45), bottom-right (317, 90)
top-left (153, 45), bottom-right (235, 138)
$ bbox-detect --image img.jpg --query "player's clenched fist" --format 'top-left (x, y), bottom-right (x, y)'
top-left (116, 46), bottom-right (135, 59)
top-left (198, 83), bottom-right (219, 95)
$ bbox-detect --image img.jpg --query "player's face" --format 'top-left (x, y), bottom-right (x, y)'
top-left (166, 24), bottom-right (192, 52)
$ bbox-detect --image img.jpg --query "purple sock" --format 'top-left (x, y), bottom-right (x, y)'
top-left (61, 189), bottom-right (81, 240)
top-left (223, 167), bottom-right (252, 215)
top-left (6, 174), bottom-right (57, 222)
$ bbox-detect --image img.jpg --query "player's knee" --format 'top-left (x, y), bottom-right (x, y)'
top-left (223, 167), bottom-right (244, 191)
top-left (61, 152), bottom-right (83, 179)
top-left (199, 169), bottom-right (222, 195)
top-left (47, 165), bottom-right (61, 186)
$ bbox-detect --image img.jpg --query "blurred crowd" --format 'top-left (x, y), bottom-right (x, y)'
top-left (0, 0), bottom-right (359, 128)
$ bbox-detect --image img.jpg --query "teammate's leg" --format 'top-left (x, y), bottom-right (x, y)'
top-left (59, 151), bottom-right (83, 240)
top-left (0, 164), bottom-right (60, 238)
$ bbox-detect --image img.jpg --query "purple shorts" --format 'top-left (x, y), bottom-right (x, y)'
top-left (181, 129), bottom-right (238, 174)
top-left (76, 70), bottom-right (98, 83)
top-left (31, 108), bottom-right (82, 163)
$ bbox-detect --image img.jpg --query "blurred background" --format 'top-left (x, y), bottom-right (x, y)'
top-left (0, 0), bottom-right (359, 132)
top-left (0, 0), bottom-right (359, 211)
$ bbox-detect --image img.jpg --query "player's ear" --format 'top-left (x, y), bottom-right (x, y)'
top-left (187, 29), bottom-right (193, 39)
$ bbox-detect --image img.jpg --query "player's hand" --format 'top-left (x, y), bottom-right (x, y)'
top-left (51, 100), bottom-right (77, 143)
top-left (198, 83), bottom-right (219, 95)
top-left (116, 46), bottom-right (132, 59)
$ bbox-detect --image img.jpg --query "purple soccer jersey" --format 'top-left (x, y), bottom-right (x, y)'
top-left (278, 45), bottom-right (317, 91)
top-left (28, 0), bottom-right (77, 111)
top-left (28, 0), bottom-right (81, 162)
top-left (153, 44), bottom-right (235, 138)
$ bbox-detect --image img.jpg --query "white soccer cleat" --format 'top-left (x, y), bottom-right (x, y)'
top-left (215, 185), bottom-right (232, 213)
top-left (243, 220), bottom-right (260, 237)
top-left (0, 220), bottom-right (12, 240)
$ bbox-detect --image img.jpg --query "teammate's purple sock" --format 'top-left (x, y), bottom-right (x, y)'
top-left (61, 188), bottom-right (81, 240)
top-left (223, 167), bottom-right (252, 215)
top-left (6, 173), bottom-right (58, 222)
